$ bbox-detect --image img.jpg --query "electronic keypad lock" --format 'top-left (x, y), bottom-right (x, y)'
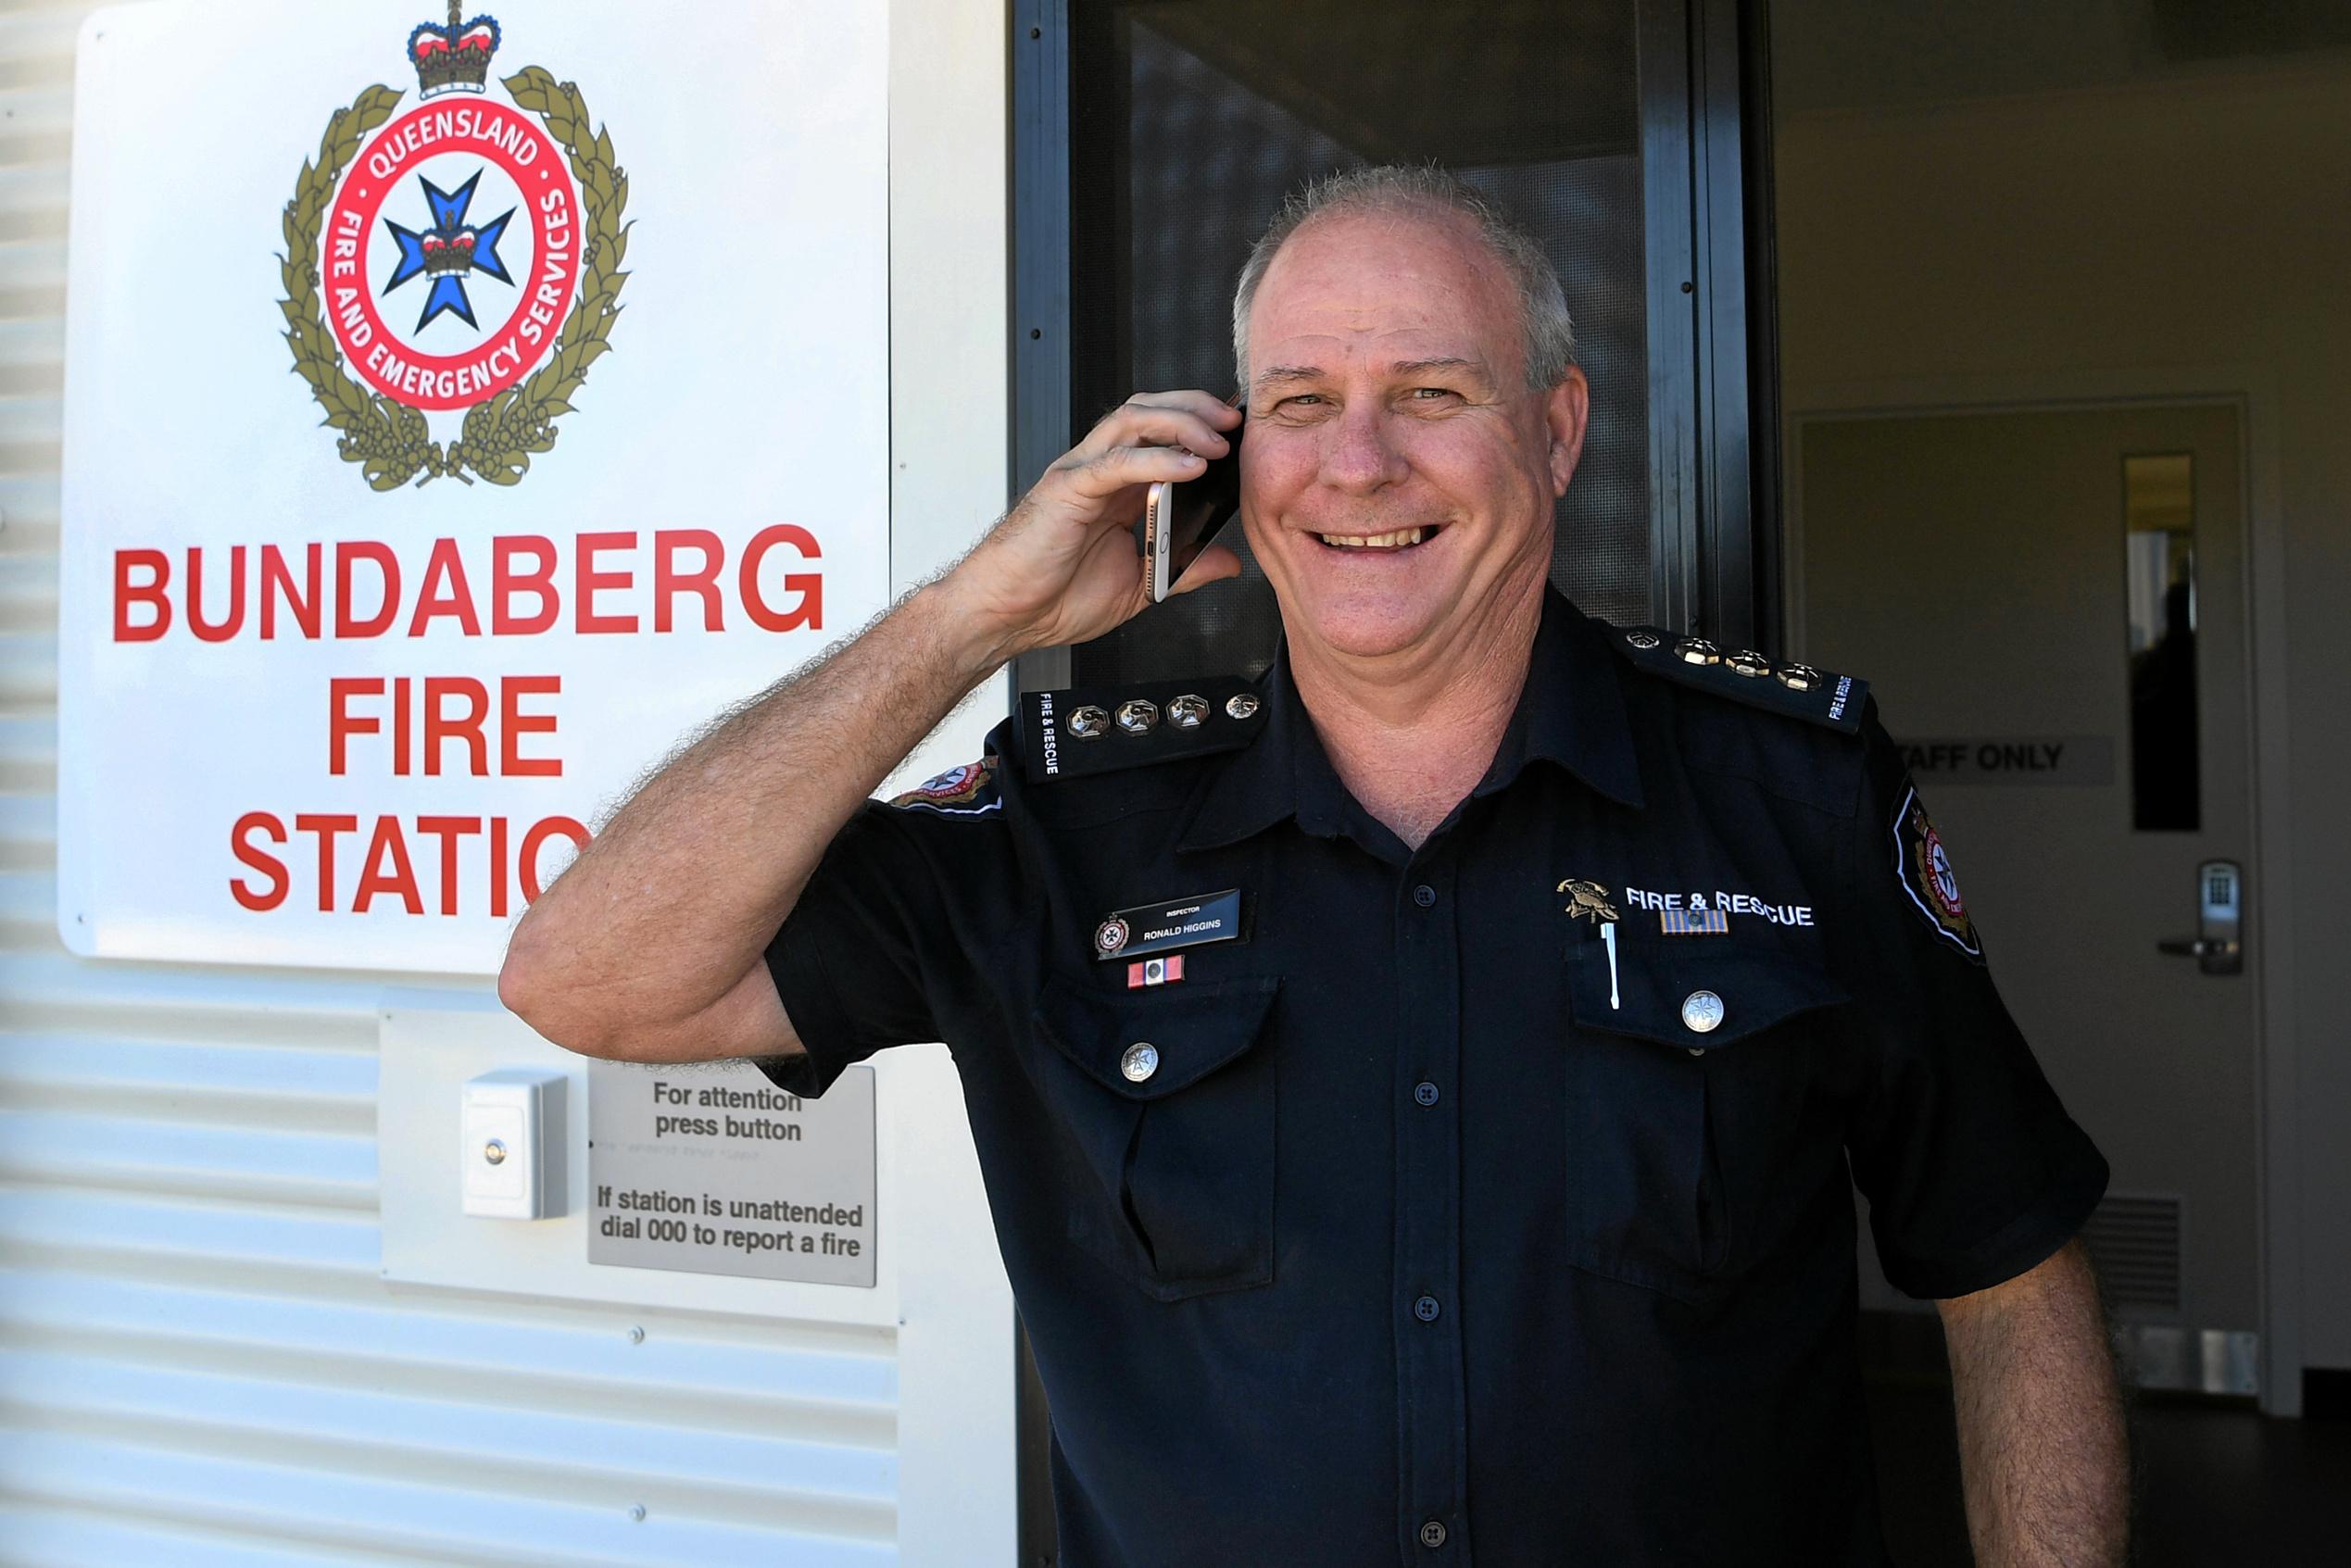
top-left (2157, 859), bottom-right (2243, 976)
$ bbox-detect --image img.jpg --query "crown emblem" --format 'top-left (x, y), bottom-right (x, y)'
top-left (420, 228), bottom-right (478, 276)
top-left (408, 4), bottom-right (502, 98)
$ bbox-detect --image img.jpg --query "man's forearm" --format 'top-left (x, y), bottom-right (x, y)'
top-left (498, 576), bottom-right (1019, 1052)
top-left (497, 388), bottom-right (1242, 1055)
top-left (1939, 1238), bottom-right (2130, 1566)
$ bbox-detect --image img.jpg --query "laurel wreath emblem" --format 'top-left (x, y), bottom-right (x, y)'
top-left (277, 69), bottom-right (630, 489)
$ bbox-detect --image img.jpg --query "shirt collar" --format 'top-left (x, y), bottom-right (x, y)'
top-left (1176, 585), bottom-right (1645, 854)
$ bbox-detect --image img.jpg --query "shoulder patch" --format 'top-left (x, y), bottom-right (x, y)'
top-left (1608, 625), bottom-right (1867, 733)
top-left (1020, 676), bottom-right (1268, 784)
top-left (1892, 779), bottom-right (1984, 961)
top-left (887, 756), bottom-right (1001, 816)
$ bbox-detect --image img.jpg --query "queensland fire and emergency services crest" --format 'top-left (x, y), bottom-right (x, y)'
top-left (279, 5), bottom-right (629, 490)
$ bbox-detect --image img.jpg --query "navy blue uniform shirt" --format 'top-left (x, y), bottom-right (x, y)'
top-left (755, 587), bottom-right (2109, 1566)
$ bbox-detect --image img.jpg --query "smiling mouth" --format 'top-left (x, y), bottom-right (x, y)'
top-left (1314, 524), bottom-right (1443, 550)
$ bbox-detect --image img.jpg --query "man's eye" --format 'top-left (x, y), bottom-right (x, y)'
top-left (1280, 394), bottom-right (1325, 407)
top-left (1409, 387), bottom-right (1457, 400)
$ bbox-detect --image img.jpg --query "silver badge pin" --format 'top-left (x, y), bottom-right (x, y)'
top-left (1167, 693), bottom-right (1209, 729)
top-left (1068, 704), bottom-right (1111, 740)
top-left (1114, 698), bottom-right (1159, 735)
top-left (1676, 637), bottom-right (1722, 667)
top-left (1680, 990), bottom-right (1725, 1034)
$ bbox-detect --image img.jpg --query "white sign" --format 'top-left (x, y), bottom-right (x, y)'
top-left (587, 1060), bottom-right (878, 1287)
top-left (57, 0), bottom-right (889, 972)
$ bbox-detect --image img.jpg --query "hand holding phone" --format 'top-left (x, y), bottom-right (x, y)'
top-left (1142, 409), bottom-right (1244, 603)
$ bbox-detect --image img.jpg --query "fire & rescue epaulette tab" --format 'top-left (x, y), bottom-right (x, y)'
top-left (1020, 677), bottom-right (1268, 784)
top-left (1608, 625), bottom-right (1867, 734)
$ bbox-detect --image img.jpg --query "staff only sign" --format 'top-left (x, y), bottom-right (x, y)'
top-left (57, 1), bottom-right (887, 972)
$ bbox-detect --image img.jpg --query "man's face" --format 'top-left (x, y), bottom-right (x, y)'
top-left (1239, 208), bottom-right (1589, 665)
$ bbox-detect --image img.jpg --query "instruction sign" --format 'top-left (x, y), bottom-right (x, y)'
top-left (586, 1060), bottom-right (876, 1287)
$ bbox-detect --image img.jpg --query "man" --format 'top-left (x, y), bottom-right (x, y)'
top-left (500, 166), bottom-right (2128, 1565)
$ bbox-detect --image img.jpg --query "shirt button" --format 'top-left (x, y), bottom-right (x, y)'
top-left (1412, 884), bottom-right (1438, 908)
top-left (1413, 1294), bottom-right (1441, 1322)
top-left (1419, 1518), bottom-right (1449, 1549)
top-left (1414, 1081), bottom-right (1440, 1106)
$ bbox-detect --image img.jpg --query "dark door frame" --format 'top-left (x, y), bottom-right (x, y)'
top-left (1005, 0), bottom-right (1779, 1551)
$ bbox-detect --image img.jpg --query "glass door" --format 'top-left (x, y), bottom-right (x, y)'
top-left (1012, 0), bottom-right (1776, 694)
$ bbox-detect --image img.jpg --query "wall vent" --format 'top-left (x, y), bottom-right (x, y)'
top-left (2081, 1192), bottom-right (2183, 1314)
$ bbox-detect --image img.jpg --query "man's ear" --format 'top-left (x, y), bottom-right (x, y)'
top-left (1545, 367), bottom-right (1590, 498)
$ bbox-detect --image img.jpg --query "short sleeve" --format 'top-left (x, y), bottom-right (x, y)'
top-left (1836, 702), bottom-right (2109, 1299)
top-left (751, 753), bottom-right (1018, 1100)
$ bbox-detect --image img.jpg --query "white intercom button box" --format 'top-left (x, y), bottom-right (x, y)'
top-left (460, 1067), bottom-right (568, 1219)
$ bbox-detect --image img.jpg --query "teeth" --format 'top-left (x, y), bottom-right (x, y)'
top-left (1317, 527), bottom-right (1426, 549)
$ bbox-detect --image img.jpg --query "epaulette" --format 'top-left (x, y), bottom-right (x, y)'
top-left (1018, 675), bottom-right (1268, 784)
top-left (1607, 625), bottom-right (1867, 734)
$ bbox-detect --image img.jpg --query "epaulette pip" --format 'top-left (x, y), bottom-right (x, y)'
top-left (1607, 625), bottom-right (1867, 734)
top-left (1019, 676), bottom-right (1268, 784)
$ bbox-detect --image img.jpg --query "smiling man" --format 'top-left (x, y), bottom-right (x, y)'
top-left (500, 166), bottom-right (2128, 1566)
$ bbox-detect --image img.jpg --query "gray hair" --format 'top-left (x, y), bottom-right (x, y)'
top-left (1230, 164), bottom-right (1578, 395)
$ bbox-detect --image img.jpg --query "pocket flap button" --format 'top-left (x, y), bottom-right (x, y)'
top-left (1120, 1041), bottom-right (1160, 1082)
top-left (1680, 990), bottom-right (1726, 1034)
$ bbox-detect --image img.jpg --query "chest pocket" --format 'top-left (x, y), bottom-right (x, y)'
top-left (1561, 938), bottom-right (1847, 1305)
top-left (1031, 973), bottom-right (1281, 1302)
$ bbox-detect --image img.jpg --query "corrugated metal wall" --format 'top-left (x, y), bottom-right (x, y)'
top-left (0, 4), bottom-right (901, 1561)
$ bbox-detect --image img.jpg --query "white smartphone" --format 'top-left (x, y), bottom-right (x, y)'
top-left (1140, 417), bottom-right (1244, 603)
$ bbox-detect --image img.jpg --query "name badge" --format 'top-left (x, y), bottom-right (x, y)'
top-left (1092, 888), bottom-right (1245, 962)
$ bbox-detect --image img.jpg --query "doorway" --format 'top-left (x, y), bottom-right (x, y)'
top-left (1008, 3), bottom-right (1782, 1552)
top-left (1792, 401), bottom-right (2262, 1390)
top-left (1012, 0), bottom-right (1778, 695)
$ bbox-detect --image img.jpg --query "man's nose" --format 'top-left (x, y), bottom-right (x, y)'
top-left (1318, 402), bottom-right (1409, 495)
